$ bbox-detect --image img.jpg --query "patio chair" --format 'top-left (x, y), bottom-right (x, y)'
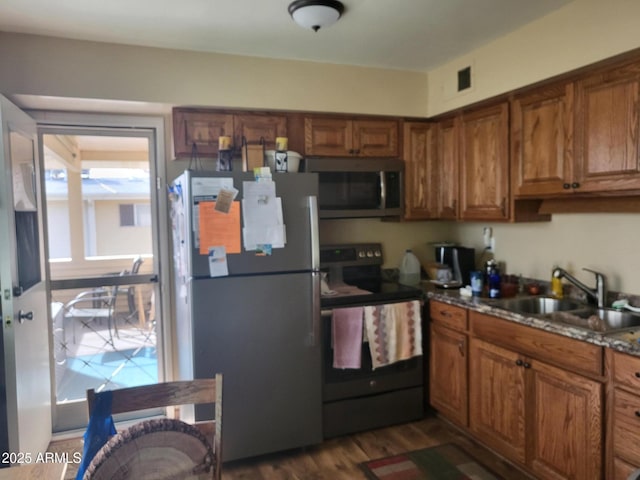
top-left (119, 256), bottom-right (146, 329)
top-left (80, 375), bottom-right (223, 480)
top-left (63, 272), bottom-right (124, 347)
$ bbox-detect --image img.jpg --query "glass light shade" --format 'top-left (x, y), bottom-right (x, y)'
top-left (291, 4), bottom-right (341, 31)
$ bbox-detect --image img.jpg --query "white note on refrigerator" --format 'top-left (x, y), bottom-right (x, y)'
top-left (242, 181), bottom-right (286, 250)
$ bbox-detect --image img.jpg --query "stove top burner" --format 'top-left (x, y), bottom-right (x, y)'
top-left (319, 243), bottom-right (423, 308)
top-left (321, 281), bottom-right (423, 308)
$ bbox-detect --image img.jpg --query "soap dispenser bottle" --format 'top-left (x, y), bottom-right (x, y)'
top-left (551, 267), bottom-right (563, 298)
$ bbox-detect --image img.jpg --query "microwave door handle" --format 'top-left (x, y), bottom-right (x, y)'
top-left (379, 171), bottom-right (386, 209)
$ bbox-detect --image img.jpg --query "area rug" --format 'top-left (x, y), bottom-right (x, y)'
top-left (360, 443), bottom-right (502, 480)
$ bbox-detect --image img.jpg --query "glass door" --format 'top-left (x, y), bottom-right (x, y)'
top-left (40, 127), bottom-right (163, 431)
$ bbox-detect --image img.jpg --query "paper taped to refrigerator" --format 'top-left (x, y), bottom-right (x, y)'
top-left (242, 198), bottom-right (286, 249)
top-left (198, 201), bottom-right (241, 254)
top-left (242, 180), bottom-right (286, 250)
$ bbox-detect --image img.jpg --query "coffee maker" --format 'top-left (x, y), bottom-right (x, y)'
top-left (434, 245), bottom-right (476, 287)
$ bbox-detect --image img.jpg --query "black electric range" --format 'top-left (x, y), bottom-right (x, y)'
top-left (319, 243), bottom-right (424, 308)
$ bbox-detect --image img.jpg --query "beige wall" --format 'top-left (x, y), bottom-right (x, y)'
top-left (0, 32), bottom-right (428, 117)
top-left (451, 215), bottom-right (640, 295)
top-left (319, 219), bottom-right (457, 271)
top-left (427, 0), bottom-right (640, 116)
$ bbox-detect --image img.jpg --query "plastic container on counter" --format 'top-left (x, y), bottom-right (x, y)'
top-left (399, 249), bottom-right (421, 286)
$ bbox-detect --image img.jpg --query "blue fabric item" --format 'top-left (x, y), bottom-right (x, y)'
top-left (75, 390), bottom-right (117, 480)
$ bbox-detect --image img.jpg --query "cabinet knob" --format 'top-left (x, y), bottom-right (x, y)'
top-left (563, 183), bottom-right (571, 189)
top-left (635, 372), bottom-right (640, 378)
top-left (515, 359), bottom-right (524, 367)
top-left (635, 411), bottom-right (640, 418)
top-left (369, 380), bottom-right (377, 388)
top-left (523, 362), bottom-right (531, 369)
top-left (571, 182), bottom-right (580, 189)
top-left (458, 341), bottom-right (465, 357)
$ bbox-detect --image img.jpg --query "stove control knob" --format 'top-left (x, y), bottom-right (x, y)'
top-left (358, 250), bottom-right (366, 258)
top-left (366, 250), bottom-right (373, 257)
top-left (374, 249), bottom-right (381, 257)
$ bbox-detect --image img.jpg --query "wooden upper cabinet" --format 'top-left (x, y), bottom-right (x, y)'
top-left (459, 102), bottom-right (510, 221)
top-left (233, 114), bottom-right (287, 150)
top-left (511, 82), bottom-right (575, 197)
top-left (437, 117), bottom-right (459, 219)
top-left (574, 61), bottom-right (640, 193)
top-left (304, 117), bottom-right (398, 157)
top-left (172, 108), bottom-right (288, 158)
top-left (403, 121), bottom-right (437, 220)
top-left (353, 120), bottom-right (399, 157)
top-left (173, 109), bottom-right (234, 157)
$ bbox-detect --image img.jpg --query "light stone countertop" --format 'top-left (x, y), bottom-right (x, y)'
top-left (422, 282), bottom-right (640, 358)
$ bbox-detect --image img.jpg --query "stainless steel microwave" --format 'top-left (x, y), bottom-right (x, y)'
top-left (304, 157), bottom-right (404, 219)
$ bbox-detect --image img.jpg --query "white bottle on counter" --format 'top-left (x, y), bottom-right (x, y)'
top-left (399, 249), bottom-right (421, 286)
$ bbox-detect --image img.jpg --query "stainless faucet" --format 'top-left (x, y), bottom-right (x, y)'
top-left (552, 267), bottom-right (607, 308)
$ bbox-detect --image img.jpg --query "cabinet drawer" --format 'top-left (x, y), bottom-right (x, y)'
top-left (613, 388), bottom-right (640, 465)
top-left (429, 301), bottom-right (467, 331)
top-left (611, 350), bottom-right (640, 390)
top-left (470, 311), bottom-right (603, 377)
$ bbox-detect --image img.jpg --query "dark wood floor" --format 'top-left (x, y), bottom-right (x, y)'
top-left (219, 416), bottom-right (532, 480)
top-left (51, 415), bottom-right (533, 479)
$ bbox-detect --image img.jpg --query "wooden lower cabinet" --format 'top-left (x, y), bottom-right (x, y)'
top-left (528, 359), bottom-right (602, 480)
top-left (469, 336), bottom-right (602, 479)
top-left (429, 303), bottom-right (606, 478)
top-left (469, 338), bottom-right (526, 464)
top-left (608, 350), bottom-right (640, 478)
top-left (429, 323), bottom-right (468, 427)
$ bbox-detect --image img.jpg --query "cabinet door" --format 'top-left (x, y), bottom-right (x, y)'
top-left (528, 359), bottom-right (602, 480)
top-left (234, 114), bottom-right (287, 150)
top-left (403, 122), bottom-right (437, 220)
top-left (459, 102), bottom-right (510, 220)
top-left (574, 62), bottom-right (640, 192)
top-left (353, 120), bottom-right (399, 157)
top-left (469, 338), bottom-right (526, 464)
top-left (611, 388), bottom-right (640, 468)
top-left (436, 117), bottom-right (458, 219)
top-left (304, 118), bottom-right (353, 156)
top-left (511, 82), bottom-right (574, 197)
top-left (173, 108), bottom-right (234, 157)
top-left (429, 323), bottom-right (468, 427)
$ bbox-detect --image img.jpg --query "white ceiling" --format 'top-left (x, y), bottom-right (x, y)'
top-left (0, 0), bottom-right (570, 72)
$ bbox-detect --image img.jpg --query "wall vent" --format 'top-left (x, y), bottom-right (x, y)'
top-left (458, 66), bottom-right (472, 92)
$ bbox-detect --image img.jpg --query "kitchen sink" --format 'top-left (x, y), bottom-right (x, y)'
top-left (546, 308), bottom-right (640, 332)
top-left (488, 296), bottom-right (640, 333)
top-left (491, 296), bottom-right (586, 315)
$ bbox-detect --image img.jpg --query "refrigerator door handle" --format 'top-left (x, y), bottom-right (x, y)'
top-left (308, 195), bottom-right (319, 271)
top-left (308, 271), bottom-right (321, 347)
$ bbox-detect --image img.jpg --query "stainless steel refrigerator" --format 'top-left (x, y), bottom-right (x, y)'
top-left (170, 169), bottom-right (321, 461)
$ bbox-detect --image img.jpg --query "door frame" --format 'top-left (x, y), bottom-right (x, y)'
top-left (30, 111), bottom-right (172, 431)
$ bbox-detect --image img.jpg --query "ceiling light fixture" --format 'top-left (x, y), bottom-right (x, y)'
top-left (288, 0), bottom-right (345, 32)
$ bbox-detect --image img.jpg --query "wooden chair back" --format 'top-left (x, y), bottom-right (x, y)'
top-left (86, 374), bottom-right (223, 480)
